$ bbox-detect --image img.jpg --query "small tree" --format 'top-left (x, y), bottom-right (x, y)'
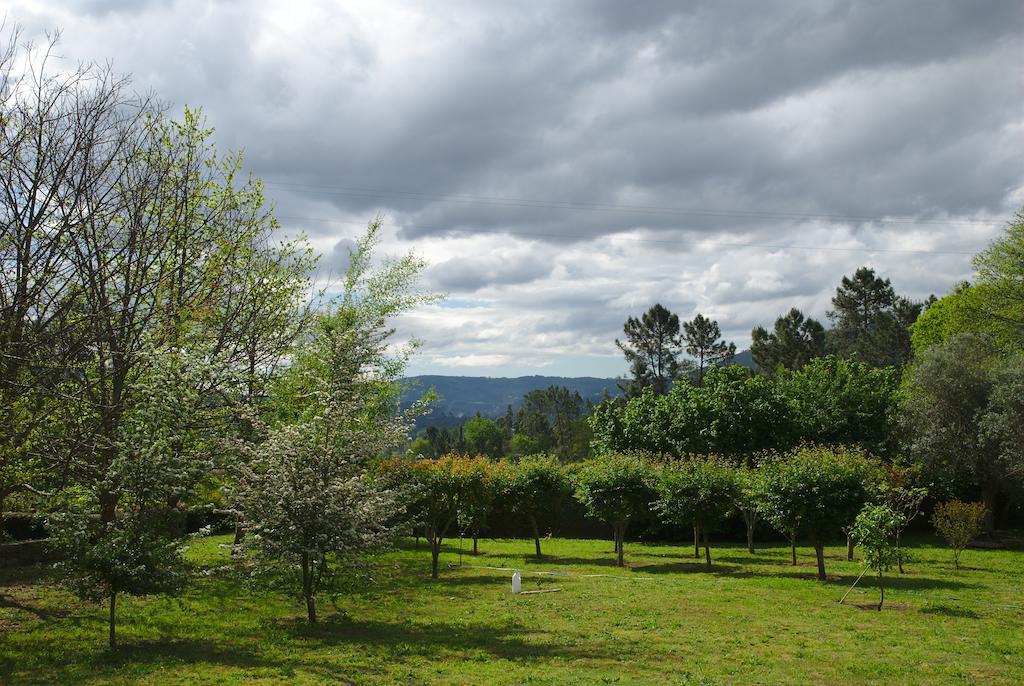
top-left (505, 454), bottom-right (571, 557)
top-left (238, 423), bottom-right (402, 624)
top-left (759, 447), bottom-right (880, 579)
top-left (458, 457), bottom-right (502, 556)
top-left (654, 458), bottom-right (738, 568)
top-left (381, 454), bottom-right (491, 578)
top-left (931, 500), bottom-right (987, 570)
top-left (573, 453), bottom-right (655, 567)
top-left (733, 465), bottom-right (764, 554)
top-left (850, 504), bottom-right (901, 610)
top-left (880, 468), bottom-right (928, 573)
top-left (47, 351), bottom-right (207, 647)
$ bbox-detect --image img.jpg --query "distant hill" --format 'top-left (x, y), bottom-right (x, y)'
top-left (401, 375), bottom-right (622, 426)
top-left (402, 350), bottom-right (755, 427)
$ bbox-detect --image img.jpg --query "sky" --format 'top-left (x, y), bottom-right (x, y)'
top-left (7, 1), bottom-right (1023, 377)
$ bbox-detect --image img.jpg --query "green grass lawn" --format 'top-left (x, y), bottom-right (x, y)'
top-left (1, 534), bottom-right (1022, 685)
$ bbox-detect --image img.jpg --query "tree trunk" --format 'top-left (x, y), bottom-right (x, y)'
top-left (108, 591), bottom-right (117, 649)
top-left (694, 525), bottom-right (700, 559)
top-left (431, 539), bottom-right (441, 579)
top-left (846, 533), bottom-right (854, 561)
top-left (615, 522), bottom-right (626, 567)
top-left (813, 541), bottom-right (826, 581)
top-left (877, 570), bottom-right (884, 611)
top-left (301, 552), bottom-right (317, 623)
top-left (703, 530), bottom-right (712, 569)
top-left (981, 482), bottom-right (998, 533)
top-left (790, 534), bottom-right (797, 566)
top-left (744, 511), bottom-right (755, 554)
top-left (472, 535), bottom-right (479, 556)
top-left (530, 515), bottom-right (542, 557)
top-left (896, 530), bottom-right (904, 574)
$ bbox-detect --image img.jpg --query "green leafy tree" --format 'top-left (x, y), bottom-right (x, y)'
top-left (573, 453), bottom-right (656, 567)
top-left (751, 308), bottom-right (827, 375)
top-left (972, 209), bottom-right (1024, 348)
top-left (505, 454), bottom-right (571, 557)
top-left (457, 457), bottom-right (503, 556)
top-left (758, 447), bottom-right (881, 579)
top-left (850, 504), bottom-right (901, 610)
top-left (654, 459), bottom-right (738, 568)
top-left (901, 334), bottom-right (1024, 529)
top-left (733, 465), bottom-right (765, 554)
top-left (880, 467), bottom-right (928, 574)
top-left (464, 415), bottom-right (504, 458)
top-left (683, 313), bottom-right (736, 385)
top-left (379, 454), bottom-right (492, 579)
top-left (237, 221), bottom-right (436, 623)
top-left (47, 351), bottom-right (208, 647)
top-left (828, 267), bottom-right (921, 368)
top-left (931, 500), bottom-right (987, 570)
top-left (616, 304), bottom-right (691, 396)
top-left (780, 356), bottom-right (898, 458)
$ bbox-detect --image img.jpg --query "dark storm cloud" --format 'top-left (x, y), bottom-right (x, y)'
top-left (10, 0), bottom-right (1022, 374)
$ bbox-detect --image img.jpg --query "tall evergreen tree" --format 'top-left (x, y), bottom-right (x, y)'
top-left (616, 304), bottom-right (689, 396)
top-left (828, 267), bottom-right (922, 368)
top-left (683, 313), bottom-right (736, 385)
top-left (751, 308), bottom-right (827, 375)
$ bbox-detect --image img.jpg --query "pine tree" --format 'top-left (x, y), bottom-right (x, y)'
top-left (682, 313), bottom-right (736, 385)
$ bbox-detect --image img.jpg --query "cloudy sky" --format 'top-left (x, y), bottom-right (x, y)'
top-left (9, 1), bottom-right (1023, 377)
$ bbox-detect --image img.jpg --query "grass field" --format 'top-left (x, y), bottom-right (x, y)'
top-left (1, 533), bottom-right (1022, 684)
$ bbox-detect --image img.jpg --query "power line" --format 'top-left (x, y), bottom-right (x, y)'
top-left (264, 181), bottom-right (1003, 228)
top-left (274, 214), bottom-right (981, 256)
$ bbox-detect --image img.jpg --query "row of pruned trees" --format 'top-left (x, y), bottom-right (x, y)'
top-left (374, 447), bottom-right (966, 583)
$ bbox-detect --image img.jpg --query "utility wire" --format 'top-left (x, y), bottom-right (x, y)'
top-left (264, 181), bottom-right (1003, 228)
top-left (274, 214), bottom-right (981, 256)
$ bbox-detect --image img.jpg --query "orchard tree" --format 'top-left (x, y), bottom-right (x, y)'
top-left (880, 468), bottom-right (928, 574)
top-left (458, 457), bottom-right (503, 556)
top-left (759, 447), bottom-right (881, 579)
top-left (683, 313), bottom-right (736, 385)
top-left (616, 304), bottom-right (690, 396)
top-left (733, 465), bottom-right (765, 554)
top-left (931, 500), bottom-right (987, 571)
top-left (505, 454), bottom-right (572, 557)
top-left (380, 454), bottom-right (492, 579)
top-left (751, 308), bottom-right (827, 375)
top-left (850, 504), bottom-right (901, 610)
top-left (654, 458), bottom-right (738, 568)
top-left (573, 453), bottom-right (656, 566)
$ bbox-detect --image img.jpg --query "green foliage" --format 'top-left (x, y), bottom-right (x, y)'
top-left (514, 386), bottom-right (591, 460)
top-left (238, 220), bottom-right (436, 621)
top-left (900, 334), bottom-right (1023, 524)
top-left (850, 503), bottom-right (901, 609)
top-left (654, 458), bottom-right (738, 566)
top-left (573, 453), bottom-right (656, 566)
top-left (931, 500), bottom-right (987, 570)
top-left (751, 307), bottom-right (827, 375)
top-left (463, 415), bottom-right (504, 458)
top-left (505, 454), bottom-right (571, 556)
top-left (910, 282), bottom-right (987, 353)
top-left (972, 209), bottom-right (1024, 349)
top-left (758, 446), bottom-right (882, 579)
top-left (589, 366), bottom-right (797, 460)
top-left (780, 355), bottom-right (899, 457)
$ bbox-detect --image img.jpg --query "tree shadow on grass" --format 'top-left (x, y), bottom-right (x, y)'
top-left (919, 604), bottom-right (981, 619)
top-left (281, 615), bottom-right (584, 663)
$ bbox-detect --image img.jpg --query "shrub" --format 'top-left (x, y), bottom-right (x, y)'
top-left (850, 504), bottom-right (901, 610)
top-left (931, 500), bottom-right (987, 570)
